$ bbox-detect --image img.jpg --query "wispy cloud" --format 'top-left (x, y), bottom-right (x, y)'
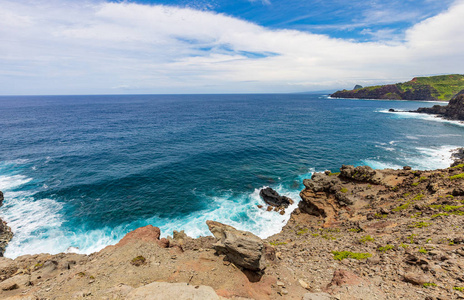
top-left (0, 0), bottom-right (463, 94)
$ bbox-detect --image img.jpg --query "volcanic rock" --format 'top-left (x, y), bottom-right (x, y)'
top-left (259, 187), bottom-right (293, 208)
top-left (206, 220), bottom-right (266, 272)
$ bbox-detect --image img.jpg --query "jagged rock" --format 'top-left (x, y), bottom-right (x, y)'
top-left (340, 165), bottom-right (383, 184)
top-left (206, 220), bottom-right (266, 272)
top-left (353, 85), bottom-right (363, 90)
top-left (415, 93), bottom-right (464, 121)
top-left (259, 187), bottom-right (293, 208)
top-left (452, 187), bottom-right (464, 196)
top-left (0, 190), bottom-right (13, 257)
top-left (116, 225), bottom-right (167, 248)
top-left (126, 282), bottom-right (220, 300)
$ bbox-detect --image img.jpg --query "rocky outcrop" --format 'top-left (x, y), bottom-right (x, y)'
top-left (415, 93), bottom-right (464, 121)
top-left (259, 187), bottom-right (293, 208)
top-left (331, 74), bottom-right (464, 101)
top-left (0, 191), bottom-right (13, 257)
top-left (206, 220), bottom-right (266, 272)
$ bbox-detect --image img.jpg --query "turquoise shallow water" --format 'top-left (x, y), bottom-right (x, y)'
top-left (0, 94), bottom-right (463, 258)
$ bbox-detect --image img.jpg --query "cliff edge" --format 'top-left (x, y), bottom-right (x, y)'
top-left (2, 158), bottom-right (464, 299)
top-left (331, 74), bottom-right (464, 101)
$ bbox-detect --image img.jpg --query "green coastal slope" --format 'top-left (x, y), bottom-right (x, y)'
top-left (331, 74), bottom-right (464, 101)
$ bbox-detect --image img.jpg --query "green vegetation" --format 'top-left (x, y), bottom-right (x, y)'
top-left (378, 245), bottom-right (394, 252)
top-left (131, 255), bottom-right (147, 266)
top-left (431, 212), bottom-right (449, 218)
top-left (270, 241), bottom-right (287, 246)
top-left (393, 202), bottom-right (411, 212)
top-left (400, 243), bottom-right (409, 249)
top-left (419, 247), bottom-right (428, 254)
top-left (450, 173), bottom-right (464, 180)
top-left (359, 235), bottom-right (374, 244)
top-left (332, 251), bottom-right (372, 261)
top-left (419, 176), bottom-right (427, 182)
top-left (412, 194), bottom-right (425, 201)
top-left (332, 75), bottom-right (464, 101)
top-left (423, 283), bottom-right (437, 288)
top-left (409, 221), bottom-right (432, 228)
top-left (411, 182), bottom-right (419, 186)
top-left (296, 228), bottom-right (308, 235)
top-left (375, 213), bottom-right (387, 219)
top-left (340, 187), bottom-right (348, 193)
top-left (451, 164), bottom-right (464, 169)
top-left (348, 228), bottom-right (362, 233)
top-left (454, 287), bottom-right (464, 292)
top-left (408, 234), bottom-right (417, 244)
top-left (403, 193), bottom-right (411, 197)
top-left (328, 172), bottom-right (340, 176)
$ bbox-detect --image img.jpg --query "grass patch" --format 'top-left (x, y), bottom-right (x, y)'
top-left (418, 247), bottom-right (427, 254)
top-left (403, 193), bottom-right (411, 197)
top-left (423, 283), bottom-right (437, 288)
top-left (412, 194), bottom-right (425, 201)
top-left (340, 187), bottom-right (348, 193)
top-left (451, 164), bottom-right (464, 169)
top-left (378, 245), bottom-right (394, 252)
top-left (328, 172), bottom-right (340, 176)
top-left (431, 213), bottom-right (449, 218)
top-left (454, 287), bottom-right (464, 292)
top-left (411, 182), bottom-right (419, 186)
top-left (359, 235), bottom-right (374, 244)
top-left (348, 228), bottom-right (362, 233)
top-left (332, 251), bottom-right (372, 261)
top-left (409, 221), bottom-right (432, 228)
top-left (296, 228), bottom-right (308, 235)
top-left (393, 202), bottom-right (411, 212)
top-left (450, 173), bottom-right (464, 180)
top-left (269, 241), bottom-right (287, 246)
top-left (131, 255), bottom-right (147, 266)
top-left (400, 243), bottom-right (409, 249)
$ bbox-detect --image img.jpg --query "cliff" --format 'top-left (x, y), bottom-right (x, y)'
top-left (0, 191), bottom-right (13, 257)
top-left (331, 74), bottom-right (464, 101)
top-left (415, 93), bottom-right (464, 121)
top-left (2, 158), bottom-right (464, 299)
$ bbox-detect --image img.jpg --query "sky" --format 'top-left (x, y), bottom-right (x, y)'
top-left (0, 0), bottom-right (463, 95)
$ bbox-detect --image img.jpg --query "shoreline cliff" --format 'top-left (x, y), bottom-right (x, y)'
top-left (2, 154), bottom-right (464, 299)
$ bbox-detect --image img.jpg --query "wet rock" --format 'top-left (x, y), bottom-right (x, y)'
top-left (259, 187), bottom-right (293, 208)
top-left (206, 220), bottom-right (266, 272)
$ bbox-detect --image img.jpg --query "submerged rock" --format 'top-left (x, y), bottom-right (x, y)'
top-left (206, 220), bottom-right (266, 272)
top-left (259, 187), bottom-right (294, 208)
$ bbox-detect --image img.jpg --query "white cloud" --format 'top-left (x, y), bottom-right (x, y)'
top-left (0, 0), bottom-right (463, 94)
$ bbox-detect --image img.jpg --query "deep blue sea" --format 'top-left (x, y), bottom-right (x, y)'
top-left (1, 94), bottom-right (463, 258)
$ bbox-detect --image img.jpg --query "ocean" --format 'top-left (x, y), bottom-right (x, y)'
top-left (1, 94), bottom-right (463, 258)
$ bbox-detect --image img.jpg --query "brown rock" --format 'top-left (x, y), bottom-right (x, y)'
top-left (206, 220), bottom-right (266, 272)
top-left (403, 272), bottom-right (431, 285)
top-left (116, 225), bottom-right (161, 247)
top-left (327, 269), bottom-right (362, 287)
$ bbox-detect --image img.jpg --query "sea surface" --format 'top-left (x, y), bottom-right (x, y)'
top-left (1, 94), bottom-right (463, 258)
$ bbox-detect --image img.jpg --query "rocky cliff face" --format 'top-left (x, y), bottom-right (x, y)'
top-left (331, 74), bottom-right (464, 101)
top-left (415, 93), bottom-right (464, 121)
top-left (0, 191), bottom-right (13, 257)
top-left (2, 159), bottom-right (464, 299)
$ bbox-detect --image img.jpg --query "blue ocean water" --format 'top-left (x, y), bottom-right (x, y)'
top-left (1, 94), bottom-right (463, 258)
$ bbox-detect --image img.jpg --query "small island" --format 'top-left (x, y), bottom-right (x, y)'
top-left (331, 74), bottom-right (464, 101)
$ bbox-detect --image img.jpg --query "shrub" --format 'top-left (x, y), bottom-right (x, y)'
top-left (378, 245), bottom-right (394, 252)
top-left (359, 235), bottom-right (374, 244)
top-left (131, 255), bottom-right (147, 266)
top-left (332, 251), bottom-right (372, 261)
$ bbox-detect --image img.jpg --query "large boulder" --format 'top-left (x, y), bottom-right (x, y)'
top-left (206, 220), bottom-right (266, 272)
top-left (340, 165), bottom-right (383, 184)
top-left (259, 187), bottom-right (293, 208)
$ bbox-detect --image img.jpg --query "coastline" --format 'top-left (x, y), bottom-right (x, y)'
top-left (1, 149), bottom-right (464, 299)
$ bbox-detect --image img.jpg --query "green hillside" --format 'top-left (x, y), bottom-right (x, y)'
top-left (331, 74), bottom-right (464, 101)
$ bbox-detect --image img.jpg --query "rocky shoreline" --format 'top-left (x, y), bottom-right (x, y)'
top-left (0, 191), bottom-right (13, 258)
top-left (2, 156), bottom-right (464, 299)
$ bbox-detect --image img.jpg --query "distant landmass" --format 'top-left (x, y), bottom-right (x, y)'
top-left (331, 74), bottom-right (464, 101)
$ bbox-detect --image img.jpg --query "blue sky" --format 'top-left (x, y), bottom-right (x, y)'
top-left (121, 0), bottom-right (454, 41)
top-left (0, 0), bottom-right (463, 94)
